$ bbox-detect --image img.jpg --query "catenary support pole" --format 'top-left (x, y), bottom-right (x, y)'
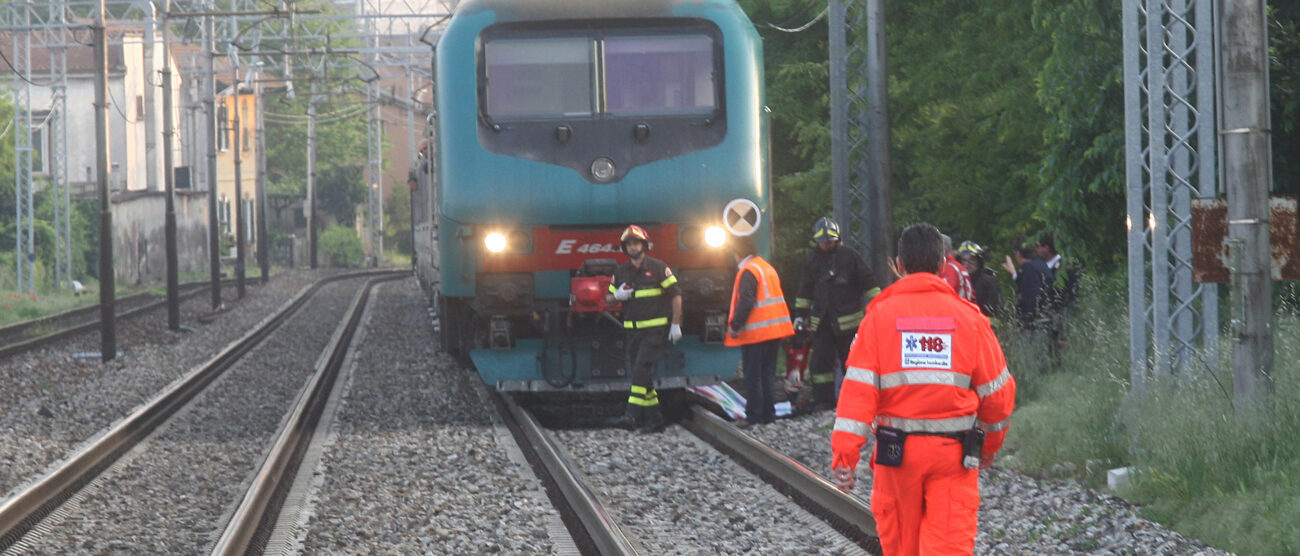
top-left (307, 81), bottom-right (318, 269)
top-left (1221, 0), bottom-right (1274, 419)
top-left (865, 0), bottom-right (894, 282)
top-left (162, 1), bottom-right (180, 330)
top-left (205, 12), bottom-right (222, 309)
top-left (94, 0), bottom-right (117, 361)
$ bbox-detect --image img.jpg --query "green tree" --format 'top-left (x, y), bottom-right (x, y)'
top-left (886, 1), bottom-right (1051, 259)
top-left (1272, 4), bottom-right (1300, 202)
top-left (1032, 0), bottom-right (1126, 270)
top-left (384, 182), bottom-right (411, 255)
top-left (316, 164), bottom-right (366, 226)
top-left (259, 0), bottom-right (374, 230)
top-left (739, 0), bottom-right (836, 286)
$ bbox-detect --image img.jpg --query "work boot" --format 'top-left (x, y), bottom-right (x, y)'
top-left (605, 406), bottom-right (640, 431)
top-left (638, 407), bottom-right (666, 434)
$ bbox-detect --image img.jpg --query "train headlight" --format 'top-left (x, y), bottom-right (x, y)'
top-left (484, 232), bottom-right (508, 253)
top-left (591, 157), bottom-right (616, 181)
top-left (704, 226), bottom-right (727, 248)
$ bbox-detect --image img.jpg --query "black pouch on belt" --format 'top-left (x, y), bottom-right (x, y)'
top-left (962, 427), bottom-right (986, 469)
top-left (875, 426), bottom-right (906, 467)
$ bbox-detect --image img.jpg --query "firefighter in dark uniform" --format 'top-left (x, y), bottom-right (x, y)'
top-left (606, 225), bottom-right (683, 433)
top-left (794, 217), bottom-right (881, 411)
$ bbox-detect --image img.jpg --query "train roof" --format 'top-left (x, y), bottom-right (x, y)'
top-left (451, 0), bottom-right (739, 22)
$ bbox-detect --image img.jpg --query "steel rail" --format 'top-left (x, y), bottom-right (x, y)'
top-left (0, 279), bottom-right (232, 359)
top-left (497, 393), bottom-right (641, 556)
top-left (680, 404), bottom-right (882, 555)
top-left (0, 269), bottom-right (398, 551)
top-left (211, 271), bottom-right (404, 555)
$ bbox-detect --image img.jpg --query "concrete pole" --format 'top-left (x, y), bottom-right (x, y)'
top-left (865, 0), bottom-right (895, 281)
top-left (307, 81), bottom-right (318, 269)
top-left (94, 0), bottom-right (117, 361)
top-left (205, 14), bottom-right (221, 309)
top-left (161, 0), bottom-right (180, 330)
top-left (1221, 0), bottom-right (1274, 419)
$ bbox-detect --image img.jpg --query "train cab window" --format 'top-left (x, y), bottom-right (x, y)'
top-left (604, 35), bottom-right (715, 116)
top-left (485, 37), bottom-right (595, 119)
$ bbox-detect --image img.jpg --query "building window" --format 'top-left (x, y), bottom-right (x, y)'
top-left (29, 118), bottom-right (49, 176)
top-left (217, 104), bottom-right (230, 152)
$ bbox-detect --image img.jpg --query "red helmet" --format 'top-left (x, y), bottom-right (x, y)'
top-left (620, 225), bottom-right (650, 252)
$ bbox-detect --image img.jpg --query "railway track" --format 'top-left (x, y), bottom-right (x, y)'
top-left (0, 270), bottom-right (402, 554)
top-left (496, 393), bottom-right (882, 555)
top-left (0, 280), bottom-right (232, 359)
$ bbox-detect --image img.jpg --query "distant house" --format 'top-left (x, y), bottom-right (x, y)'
top-left (2, 27), bottom-right (182, 196)
top-left (3, 28), bottom-right (213, 285)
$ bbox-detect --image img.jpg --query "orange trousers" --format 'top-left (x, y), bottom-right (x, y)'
top-left (870, 435), bottom-right (979, 556)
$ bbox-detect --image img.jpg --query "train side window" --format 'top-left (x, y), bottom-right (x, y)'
top-left (484, 37), bottom-right (595, 119)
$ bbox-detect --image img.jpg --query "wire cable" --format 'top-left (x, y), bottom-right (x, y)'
top-left (766, 6), bottom-right (829, 33)
top-left (0, 46), bottom-right (39, 86)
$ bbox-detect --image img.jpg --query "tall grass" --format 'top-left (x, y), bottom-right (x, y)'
top-left (1000, 274), bottom-right (1300, 554)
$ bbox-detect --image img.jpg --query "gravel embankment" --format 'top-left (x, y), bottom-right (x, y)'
top-left (552, 425), bottom-right (868, 555)
top-left (1, 270), bottom-right (338, 499)
top-left (745, 410), bottom-right (1232, 555)
top-left (297, 278), bottom-right (562, 554)
top-left (15, 275), bottom-right (367, 554)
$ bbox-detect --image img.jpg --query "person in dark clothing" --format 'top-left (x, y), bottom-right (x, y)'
top-left (793, 217), bottom-right (880, 411)
top-left (1036, 233), bottom-right (1080, 355)
top-left (956, 240), bottom-right (1004, 321)
top-left (606, 225), bottom-right (682, 433)
top-left (1001, 245), bottom-right (1051, 329)
top-left (726, 234), bottom-right (795, 426)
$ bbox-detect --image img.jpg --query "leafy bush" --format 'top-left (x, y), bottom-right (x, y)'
top-left (318, 226), bottom-right (364, 267)
top-left (1002, 271), bottom-right (1300, 554)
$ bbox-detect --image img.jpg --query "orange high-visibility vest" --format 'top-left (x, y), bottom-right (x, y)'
top-left (830, 272), bottom-right (1016, 471)
top-left (726, 256), bottom-right (795, 346)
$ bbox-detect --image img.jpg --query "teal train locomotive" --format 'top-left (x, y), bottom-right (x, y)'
top-left (414, 0), bottom-right (773, 391)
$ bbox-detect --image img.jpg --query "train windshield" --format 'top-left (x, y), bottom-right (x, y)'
top-left (483, 30), bottom-right (718, 120)
top-left (485, 37), bottom-right (596, 119)
top-left (605, 35), bottom-right (715, 116)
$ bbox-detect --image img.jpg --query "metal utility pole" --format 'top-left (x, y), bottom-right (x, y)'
top-left (94, 0), bottom-right (117, 361)
top-left (1221, 0), bottom-right (1274, 418)
top-left (205, 13), bottom-right (222, 309)
top-left (1122, 0), bottom-right (1219, 393)
top-left (233, 82), bottom-right (246, 299)
top-left (12, 8), bottom-right (35, 295)
top-left (51, 1), bottom-right (74, 291)
top-left (307, 81), bottom-right (319, 269)
top-left (365, 1), bottom-right (384, 268)
top-left (162, 1), bottom-right (180, 330)
top-left (830, 0), bottom-right (894, 285)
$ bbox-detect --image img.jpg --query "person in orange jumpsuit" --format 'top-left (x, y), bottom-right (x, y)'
top-left (830, 222), bottom-right (1016, 556)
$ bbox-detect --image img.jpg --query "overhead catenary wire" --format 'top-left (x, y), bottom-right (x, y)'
top-left (766, 5), bottom-right (829, 33)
